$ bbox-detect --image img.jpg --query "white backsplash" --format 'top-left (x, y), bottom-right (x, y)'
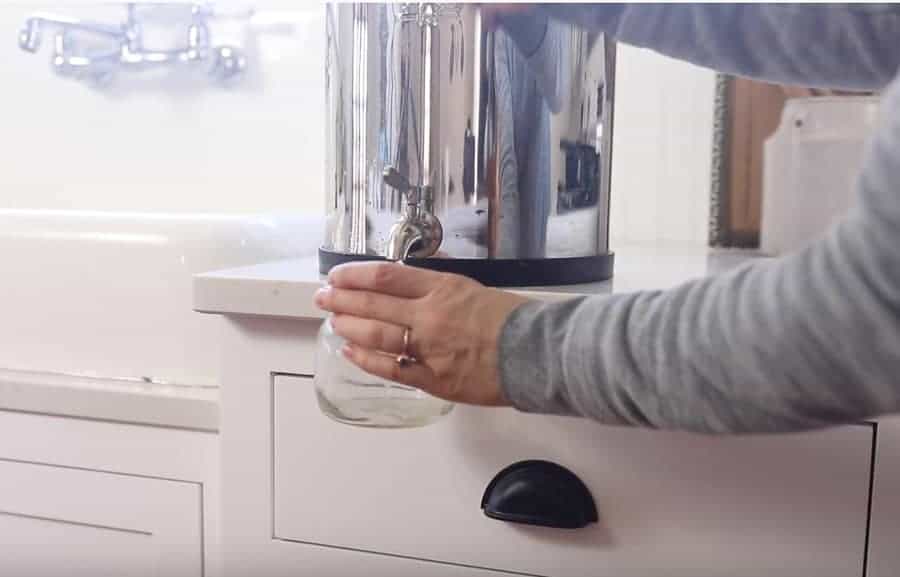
top-left (1, 2), bottom-right (327, 214)
top-left (1, 2), bottom-right (713, 246)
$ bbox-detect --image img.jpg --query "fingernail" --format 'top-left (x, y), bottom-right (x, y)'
top-left (327, 264), bottom-right (346, 284)
top-left (313, 286), bottom-right (331, 307)
top-left (341, 343), bottom-right (355, 359)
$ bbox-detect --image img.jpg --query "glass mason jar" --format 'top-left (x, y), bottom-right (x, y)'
top-left (314, 316), bottom-right (454, 428)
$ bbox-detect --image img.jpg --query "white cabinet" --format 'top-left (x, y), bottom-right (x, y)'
top-left (242, 540), bottom-right (527, 577)
top-left (0, 460), bottom-right (202, 577)
top-left (0, 409), bottom-right (218, 577)
top-left (216, 313), bottom-right (877, 577)
top-left (273, 374), bottom-right (872, 577)
top-left (868, 417), bottom-right (900, 577)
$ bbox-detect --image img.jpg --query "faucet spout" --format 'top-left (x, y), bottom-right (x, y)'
top-left (382, 168), bottom-right (444, 261)
top-left (385, 220), bottom-right (425, 261)
top-left (385, 202), bottom-right (443, 261)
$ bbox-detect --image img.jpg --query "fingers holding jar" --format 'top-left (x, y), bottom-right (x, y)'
top-left (329, 314), bottom-right (409, 357)
top-left (314, 262), bottom-right (529, 407)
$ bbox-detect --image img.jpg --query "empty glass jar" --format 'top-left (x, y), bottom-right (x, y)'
top-left (314, 316), bottom-right (454, 428)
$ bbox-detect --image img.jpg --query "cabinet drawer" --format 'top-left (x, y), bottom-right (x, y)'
top-left (0, 460), bottom-right (202, 577)
top-left (273, 375), bottom-right (871, 577)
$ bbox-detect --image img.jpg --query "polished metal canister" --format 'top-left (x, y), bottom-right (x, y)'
top-left (321, 2), bottom-right (616, 286)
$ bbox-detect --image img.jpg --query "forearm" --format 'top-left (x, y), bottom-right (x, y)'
top-left (501, 246), bottom-right (900, 434)
top-left (500, 77), bottom-right (900, 434)
top-left (530, 3), bottom-right (900, 91)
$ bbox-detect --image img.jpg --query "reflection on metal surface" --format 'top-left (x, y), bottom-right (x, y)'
top-left (324, 3), bottom-right (616, 261)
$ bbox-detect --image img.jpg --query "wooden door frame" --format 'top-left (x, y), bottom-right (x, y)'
top-left (710, 75), bottom-right (790, 248)
top-left (709, 75), bottom-right (870, 248)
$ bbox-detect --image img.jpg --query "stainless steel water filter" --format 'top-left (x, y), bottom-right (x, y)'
top-left (321, 3), bottom-right (616, 286)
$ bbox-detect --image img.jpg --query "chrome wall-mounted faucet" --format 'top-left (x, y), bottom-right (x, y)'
top-left (18, 3), bottom-right (247, 86)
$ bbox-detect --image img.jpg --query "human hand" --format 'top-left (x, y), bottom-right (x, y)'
top-left (314, 262), bottom-right (529, 407)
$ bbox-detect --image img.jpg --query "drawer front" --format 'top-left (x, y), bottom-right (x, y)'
top-left (274, 375), bottom-right (871, 577)
top-left (0, 460), bottom-right (202, 577)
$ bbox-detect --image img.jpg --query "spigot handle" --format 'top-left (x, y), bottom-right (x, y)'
top-left (383, 166), bottom-right (411, 194)
top-left (383, 166), bottom-right (422, 206)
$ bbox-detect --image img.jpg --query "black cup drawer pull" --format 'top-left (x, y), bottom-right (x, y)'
top-left (480, 460), bottom-right (599, 529)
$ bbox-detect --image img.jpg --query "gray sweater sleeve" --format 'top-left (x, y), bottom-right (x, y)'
top-left (498, 5), bottom-right (900, 433)
top-left (532, 3), bottom-right (900, 90)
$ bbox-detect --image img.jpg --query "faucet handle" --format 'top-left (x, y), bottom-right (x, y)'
top-left (383, 166), bottom-right (423, 205)
top-left (383, 166), bottom-right (411, 194)
top-left (18, 18), bottom-right (41, 52)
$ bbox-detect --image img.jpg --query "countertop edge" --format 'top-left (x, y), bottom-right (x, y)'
top-left (0, 369), bottom-right (220, 432)
top-left (193, 273), bottom-right (327, 320)
top-left (192, 248), bottom-right (768, 321)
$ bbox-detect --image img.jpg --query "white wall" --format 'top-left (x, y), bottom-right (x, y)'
top-left (610, 44), bottom-right (715, 247)
top-left (1, 3), bottom-right (713, 245)
top-left (0, 2), bottom-right (326, 214)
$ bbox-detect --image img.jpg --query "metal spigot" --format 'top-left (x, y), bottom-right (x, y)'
top-left (383, 167), bottom-right (443, 261)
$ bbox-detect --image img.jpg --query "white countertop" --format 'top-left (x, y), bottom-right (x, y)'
top-left (193, 244), bottom-right (765, 320)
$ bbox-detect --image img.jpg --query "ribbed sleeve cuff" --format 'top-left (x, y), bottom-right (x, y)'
top-left (498, 299), bottom-right (576, 416)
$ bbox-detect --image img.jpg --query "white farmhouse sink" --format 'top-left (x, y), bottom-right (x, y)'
top-left (0, 210), bottom-right (323, 388)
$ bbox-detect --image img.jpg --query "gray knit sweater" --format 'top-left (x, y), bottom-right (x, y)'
top-left (499, 4), bottom-right (900, 433)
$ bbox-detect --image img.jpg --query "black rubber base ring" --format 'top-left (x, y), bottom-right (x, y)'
top-left (318, 248), bottom-right (614, 287)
